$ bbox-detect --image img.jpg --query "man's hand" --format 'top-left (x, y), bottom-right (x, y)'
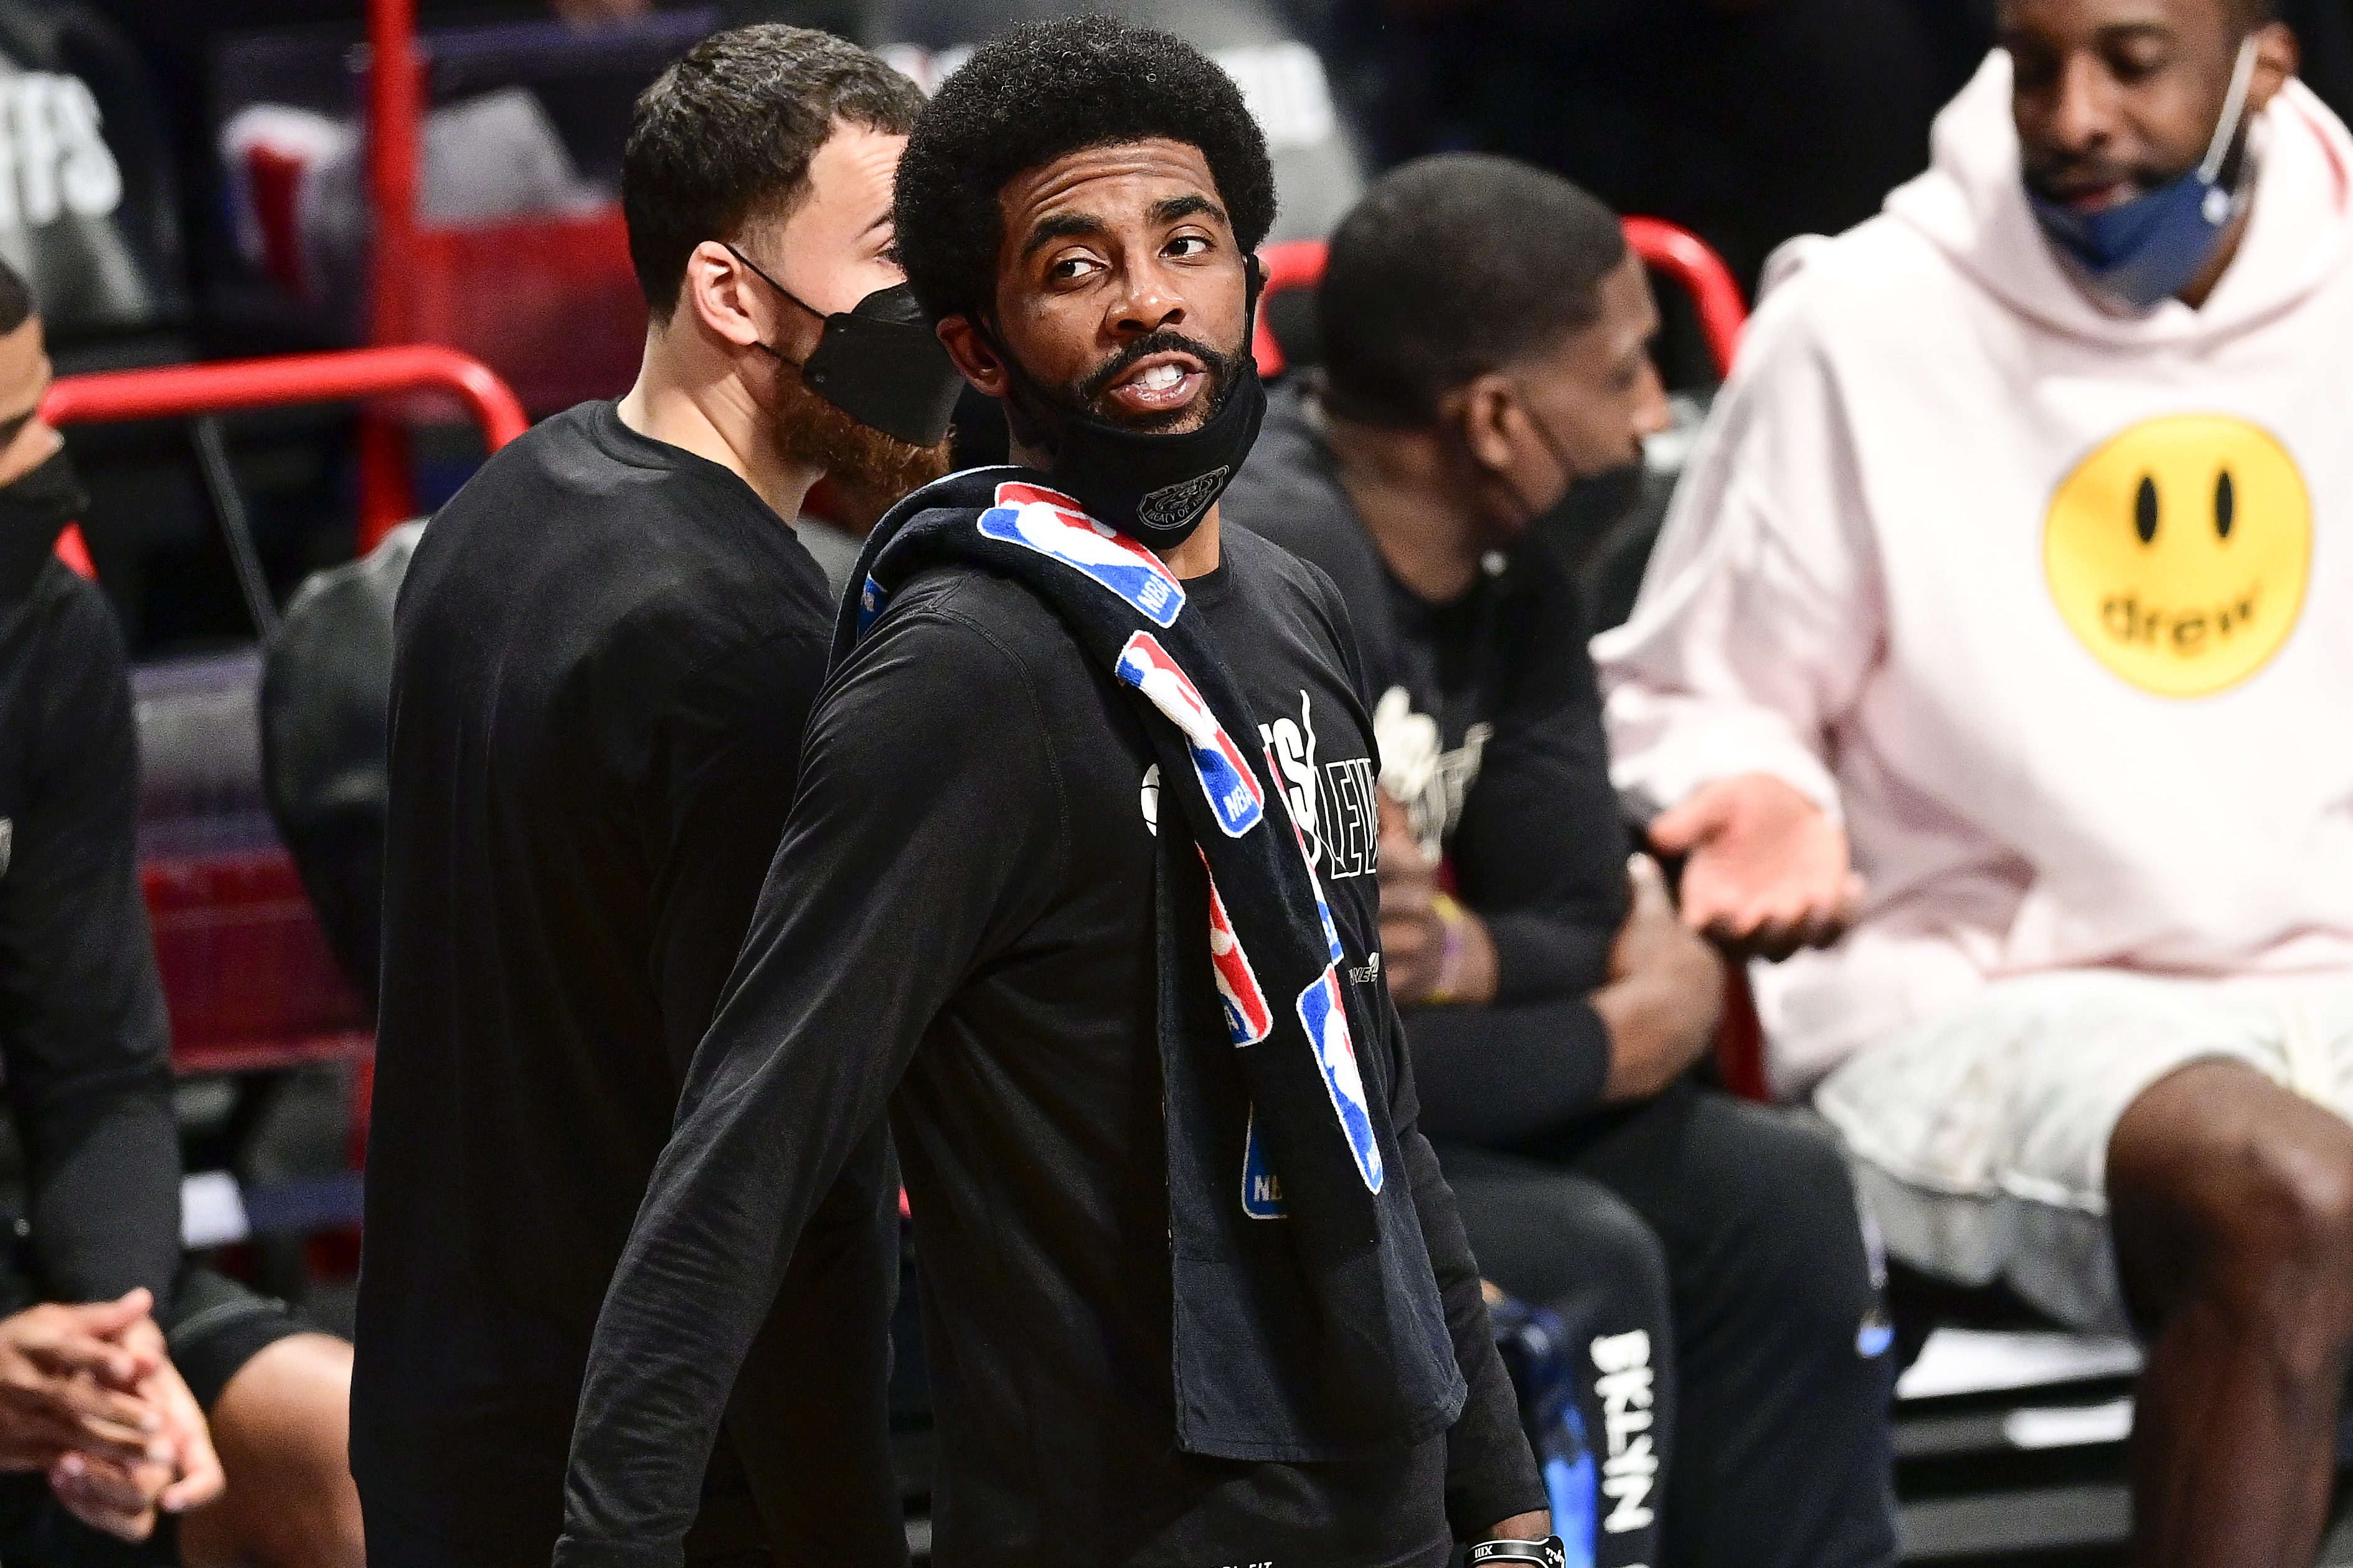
top-left (0, 1292), bottom-right (167, 1479)
top-left (1377, 792), bottom-right (1497, 1007)
top-left (1647, 772), bottom-right (1862, 961)
top-left (49, 1313), bottom-right (224, 1541)
top-left (1484, 1511), bottom-right (1555, 1542)
top-left (1591, 857), bottom-right (1724, 1102)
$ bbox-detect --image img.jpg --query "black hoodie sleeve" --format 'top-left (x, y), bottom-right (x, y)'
top-left (1379, 997), bottom-right (1549, 1537)
top-left (0, 572), bottom-right (181, 1308)
top-left (557, 603), bottom-right (1066, 1568)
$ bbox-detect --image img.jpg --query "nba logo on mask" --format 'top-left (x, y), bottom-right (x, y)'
top-left (1204, 861), bottom-right (1273, 1047)
top-left (1298, 968), bottom-right (1384, 1193)
top-left (979, 481), bottom-right (1186, 627)
top-left (1113, 632), bottom-right (1265, 837)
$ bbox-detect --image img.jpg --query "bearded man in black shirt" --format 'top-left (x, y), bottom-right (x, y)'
top-left (1220, 155), bottom-right (1898, 1568)
top-left (359, 26), bottom-right (963, 1568)
top-left (559, 21), bottom-right (1556, 1568)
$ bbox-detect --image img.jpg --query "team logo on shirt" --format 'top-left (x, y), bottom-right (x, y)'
top-left (979, 481), bottom-right (1186, 628)
top-left (1298, 967), bottom-right (1382, 1193)
top-left (1204, 860), bottom-right (1273, 1046)
top-left (1113, 633), bottom-right (1265, 837)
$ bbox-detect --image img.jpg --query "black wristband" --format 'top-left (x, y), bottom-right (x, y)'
top-left (1467, 1537), bottom-right (1568, 1568)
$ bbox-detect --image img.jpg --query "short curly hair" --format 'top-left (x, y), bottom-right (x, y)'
top-left (894, 17), bottom-right (1278, 328)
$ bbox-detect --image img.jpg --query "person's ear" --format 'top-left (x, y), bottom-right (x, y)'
top-left (680, 240), bottom-right (768, 352)
top-left (937, 315), bottom-right (1007, 397)
top-left (2248, 21), bottom-right (2301, 113)
top-left (1454, 373), bottom-right (1521, 474)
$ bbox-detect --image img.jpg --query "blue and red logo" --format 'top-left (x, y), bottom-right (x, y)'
top-left (856, 573), bottom-right (889, 639)
top-left (1115, 632), bottom-right (1264, 837)
top-left (1297, 967), bottom-right (1384, 1193)
top-left (978, 482), bottom-right (1186, 628)
top-left (1204, 861), bottom-right (1273, 1047)
top-left (1240, 1106), bottom-right (1286, 1220)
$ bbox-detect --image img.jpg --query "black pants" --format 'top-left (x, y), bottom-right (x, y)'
top-left (1441, 1081), bottom-right (1898, 1568)
top-left (1440, 1143), bottom-right (1672, 1568)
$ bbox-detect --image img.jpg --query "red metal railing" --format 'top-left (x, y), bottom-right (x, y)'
top-left (44, 343), bottom-right (529, 559)
top-left (45, 344), bottom-right (526, 1074)
top-left (1253, 218), bottom-right (1749, 383)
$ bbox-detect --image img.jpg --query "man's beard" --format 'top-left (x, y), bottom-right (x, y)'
top-left (770, 374), bottom-right (951, 500)
top-left (1068, 327), bottom-right (1242, 434)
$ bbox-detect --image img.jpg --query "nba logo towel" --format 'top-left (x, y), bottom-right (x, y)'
top-left (1298, 967), bottom-right (1384, 1193)
top-left (1115, 632), bottom-right (1265, 837)
top-left (979, 482), bottom-right (1186, 628)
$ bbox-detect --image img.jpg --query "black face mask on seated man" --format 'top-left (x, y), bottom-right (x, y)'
top-left (991, 257), bottom-right (1270, 551)
top-left (0, 446), bottom-right (88, 591)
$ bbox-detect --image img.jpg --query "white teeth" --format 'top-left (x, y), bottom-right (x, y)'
top-left (1135, 364), bottom-right (1183, 392)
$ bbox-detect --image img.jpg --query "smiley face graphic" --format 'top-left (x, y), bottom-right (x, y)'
top-left (2044, 415), bottom-right (2311, 698)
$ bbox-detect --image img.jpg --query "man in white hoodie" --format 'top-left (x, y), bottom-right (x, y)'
top-left (1598, 1), bottom-right (2353, 1562)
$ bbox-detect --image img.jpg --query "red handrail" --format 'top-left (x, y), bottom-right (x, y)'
top-left (1620, 217), bottom-right (1747, 382)
top-left (44, 344), bottom-right (530, 569)
top-left (1253, 217), bottom-right (1748, 382)
top-left (361, 0), bottom-right (428, 542)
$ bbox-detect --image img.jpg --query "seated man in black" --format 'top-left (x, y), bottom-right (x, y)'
top-left (0, 257), bottom-right (360, 1568)
top-left (1221, 153), bottom-right (1897, 1568)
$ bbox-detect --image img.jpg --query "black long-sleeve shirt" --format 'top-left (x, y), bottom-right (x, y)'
top-left (0, 535), bottom-right (181, 1317)
top-left (559, 527), bottom-right (1540, 1568)
top-left (1223, 387), bottom-right (1632, 1141)
top-left (356, 401), bottom-right (903, 1567)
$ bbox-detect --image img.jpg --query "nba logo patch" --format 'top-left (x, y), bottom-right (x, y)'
top-left (1204, 861), bottom-right (1272, 1047)
top-left (1297, 967), bottom-right (1384, 1193)
top-left (1240, 1106), bottom-right (1285, 1219)
top-left (978, 481), bottom-right (1186, 628)
top-left (1113, 633), bottom-right (1264, 837)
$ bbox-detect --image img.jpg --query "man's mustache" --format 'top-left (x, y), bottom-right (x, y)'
top-left (2023, 151), bottom-right (2179, 205)
top-left (1076, 328), bottom-right (1238, 410)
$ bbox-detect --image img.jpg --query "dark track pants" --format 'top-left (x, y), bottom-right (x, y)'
top-left (1443, 1081), bottom-right (1898, 1568)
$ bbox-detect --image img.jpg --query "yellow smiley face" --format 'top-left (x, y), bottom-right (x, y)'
top-left (2044, 415), bottom-right (2311, 698)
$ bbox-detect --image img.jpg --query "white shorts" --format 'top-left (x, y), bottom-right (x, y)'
top-left (1813, 969), bottom-right (2353, 1335)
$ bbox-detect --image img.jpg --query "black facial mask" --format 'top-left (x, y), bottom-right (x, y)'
top-left (0, 446), bottom-right (88, 598)
top-left (725, 245), bottom-right (965, 448)
top-left (995, 258), bottom-right (1270, 550)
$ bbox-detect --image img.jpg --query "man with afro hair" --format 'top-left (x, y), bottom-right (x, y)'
top-left (558, 19), bottom-right (1557, 1568)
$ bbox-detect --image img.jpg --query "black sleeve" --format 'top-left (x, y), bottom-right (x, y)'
top-left (557, 604), bottom-right (1068, 1568)
top-left (1450, 565), bottom-right (1629, 1004)
top-left (1402, 1000), bottom-right (1613, 1145)
top-left (640, 625), bottom-right (829, 1079)
top-left (1381, 997), bottom-right (1547, 1537)
top-left (0, 578), bottom-right (180, 1306)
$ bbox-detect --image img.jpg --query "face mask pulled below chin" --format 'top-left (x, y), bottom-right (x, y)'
top-left (2027, 36), bottom-right (2261, 311)
top-left (0, 446), bottom-right (88, 594)
top-left (725, 247), bottom-right (966, 448)
top-left (1007, 260), bottom-right (1270, 550)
